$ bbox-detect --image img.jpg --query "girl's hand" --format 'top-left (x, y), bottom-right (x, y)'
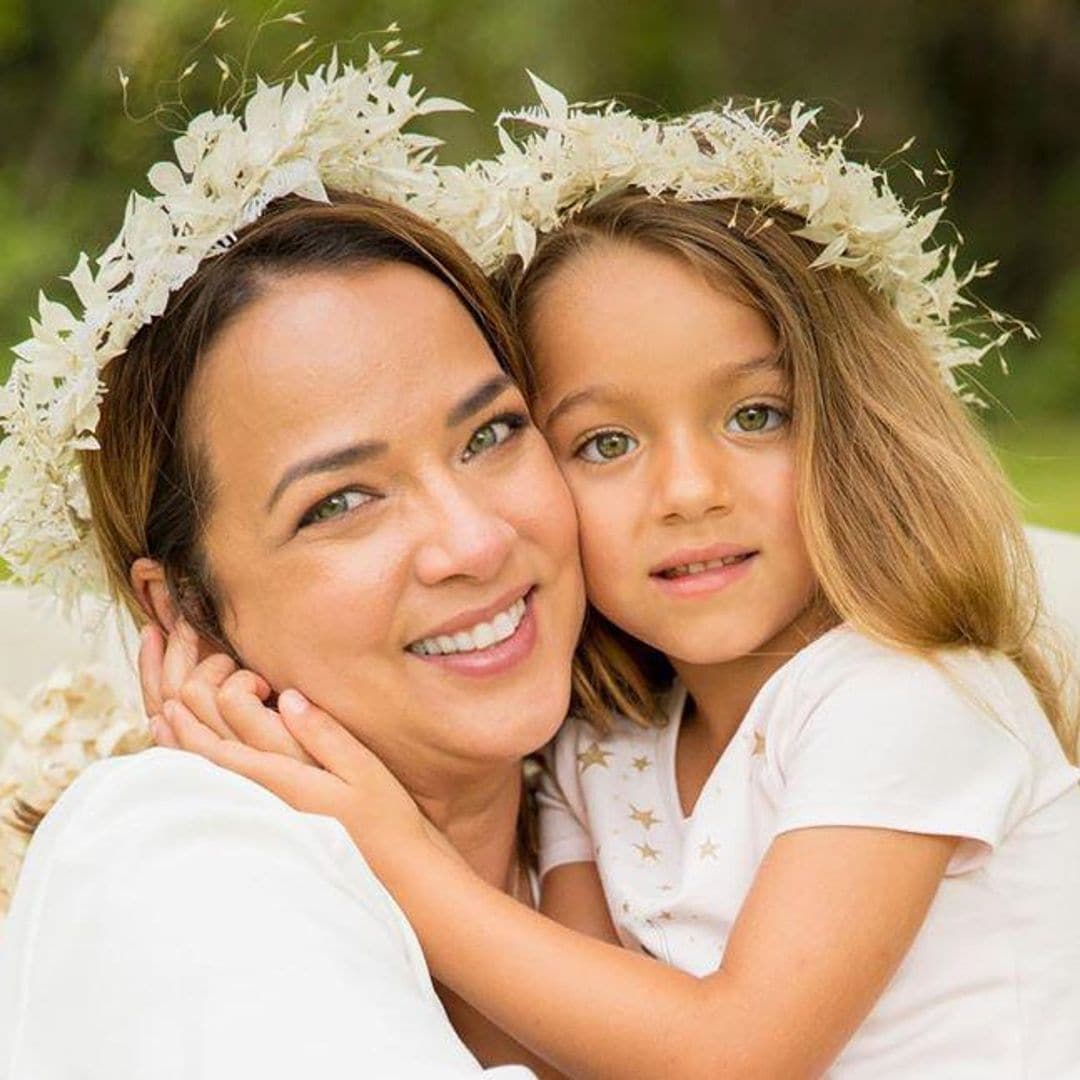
top-left (157, 685), bottom-right (448, 872)
top-left (139, 620), bottom-right (313, 763)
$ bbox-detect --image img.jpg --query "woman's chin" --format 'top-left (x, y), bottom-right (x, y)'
top-left (442, 687), bottom-right (572, 765)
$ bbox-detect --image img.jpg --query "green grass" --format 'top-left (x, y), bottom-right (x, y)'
top-left (988, 420), bottom-right (1080, 535)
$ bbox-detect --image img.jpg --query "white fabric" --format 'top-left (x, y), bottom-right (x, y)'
top-left (0, 748), bottom-right (533, 1080)
top-left (539, 626), bottom-right (1080, 1078)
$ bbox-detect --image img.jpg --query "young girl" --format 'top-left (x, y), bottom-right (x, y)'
top-left (152, 130), bottom-right (1080, 1075)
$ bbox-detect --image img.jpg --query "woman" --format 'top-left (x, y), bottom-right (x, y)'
top-left (0, 188), bottom-right (584, 1077)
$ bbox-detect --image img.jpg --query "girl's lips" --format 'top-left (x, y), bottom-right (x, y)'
top-left (650, 552), bottom-right (757, 598)
top-left (407, 589), bottom-right (538, 678)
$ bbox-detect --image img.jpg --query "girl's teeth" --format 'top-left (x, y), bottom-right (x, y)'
top-left (663, 554), bottom-right (750, 579)
top-left (410, 597), bottom-right (527, 657)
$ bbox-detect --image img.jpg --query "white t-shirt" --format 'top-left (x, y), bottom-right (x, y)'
top-left (538, 626), bottom-right (1080, 1078)
top-left (0, 748), bottom-right (534, 1080)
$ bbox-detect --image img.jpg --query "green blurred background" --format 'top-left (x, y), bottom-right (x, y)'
top-left (1, 0), bottom-right (1077, 532)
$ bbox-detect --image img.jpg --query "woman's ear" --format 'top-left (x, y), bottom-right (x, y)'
top-left (130, 557), bottom-right (179, 631)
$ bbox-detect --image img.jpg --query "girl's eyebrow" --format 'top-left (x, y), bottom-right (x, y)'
top-left (717, 354), bottom-right (783, 381)
top-left (540, 384), bottom-right (624, 430)
top-left (542, 354), bottom-right (781, 430)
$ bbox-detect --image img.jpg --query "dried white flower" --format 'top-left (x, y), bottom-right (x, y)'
top-left (0, 665), bottom-right (150, 919)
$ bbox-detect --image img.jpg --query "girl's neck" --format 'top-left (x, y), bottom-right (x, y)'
top-left (672, 612), bottom-right (832, 757)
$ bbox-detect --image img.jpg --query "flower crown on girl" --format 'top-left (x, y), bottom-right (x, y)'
top-left (0, 47), bottom-right (1025, 611)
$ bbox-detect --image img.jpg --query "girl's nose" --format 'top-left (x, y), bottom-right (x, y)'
top-left (414, 477), bottom-right (517, 586)
top-left (655, 431), bottom-right (731, 524)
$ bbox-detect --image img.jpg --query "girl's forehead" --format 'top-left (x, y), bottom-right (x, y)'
top-left (529, 246), bottom-right (778, 410)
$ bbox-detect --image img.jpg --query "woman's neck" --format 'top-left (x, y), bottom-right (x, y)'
top-left (400, 758), bottom-right (524, 893)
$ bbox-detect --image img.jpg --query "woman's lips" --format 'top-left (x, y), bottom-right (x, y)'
top-left (407, 589), bottom-right (539, 678)
top-left (650, 551), bottom-right (757, 598)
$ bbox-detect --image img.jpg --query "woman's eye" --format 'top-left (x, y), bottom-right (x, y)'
top-left (726, 405), bottom-right (787, 434)
top-left (299, 489), bottom-right (371, 528)
top-left (462, 414), bottom-right (524, 461)
top-left (576, 430), bottom-right (639, 463)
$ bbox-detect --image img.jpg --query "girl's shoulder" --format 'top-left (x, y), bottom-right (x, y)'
top-left (763, 624), bottom-right (1045, 733)
top-left (758, 626), bottom-right (1078, 836)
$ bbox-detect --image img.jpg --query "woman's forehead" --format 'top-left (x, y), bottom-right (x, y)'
top-left (191, 265), bottom-right (507, 480)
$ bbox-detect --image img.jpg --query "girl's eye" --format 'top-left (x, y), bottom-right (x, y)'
top-left (576, 430), bottom-right (639, 464)
top-left (299, 489), bottom-right (372, 528)
top-left (462, 413), bottom-right (526, 461)
top-left (726, 404), bottom-right (787, 434)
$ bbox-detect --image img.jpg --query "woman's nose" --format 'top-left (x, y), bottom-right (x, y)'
top-left (655, 431), bottom-right (731, 524)
top-left (414, 478), bottom-right (517, 586)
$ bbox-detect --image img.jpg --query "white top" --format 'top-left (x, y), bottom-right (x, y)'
top-left (0, 748), bottom-right (534, 1080)
top-left (538, 626), bottom-right (1080, 1078)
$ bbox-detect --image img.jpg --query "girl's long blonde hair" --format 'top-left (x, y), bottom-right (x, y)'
top-left (505, 190), bottom-right (1077, 762)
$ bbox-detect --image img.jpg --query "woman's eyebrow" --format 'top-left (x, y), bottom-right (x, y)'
top-left (266, 440), bottom-right (388, 513)
top-left (445, 373), bottom-right (514, 428)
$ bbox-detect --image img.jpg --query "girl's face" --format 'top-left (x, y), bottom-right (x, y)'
top-left (191, 265), bottom-right (584, 779)
top-left (530, 242), bottom-right (816, 668)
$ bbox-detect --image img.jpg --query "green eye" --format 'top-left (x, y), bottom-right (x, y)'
top-left (727, 405), bottom-right (786, 434)
top-left (300, 489), bottom-right (370, 528)
top-left (577, 430), bottom-right (639, 463)
top-left (463, 415), bottom-right (525, 461)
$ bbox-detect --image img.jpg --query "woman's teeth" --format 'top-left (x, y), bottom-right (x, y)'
top-left (409, 597), bottom-right (528, 656)
top-left (660, 553), bottom-right (751, 579)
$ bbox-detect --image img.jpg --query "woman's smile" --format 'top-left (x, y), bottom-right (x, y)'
top-left (406, 586), bottom-right (539, 677)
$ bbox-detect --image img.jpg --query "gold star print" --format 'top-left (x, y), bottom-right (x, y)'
top-left (634, 841), bottom-right (661, 862)
top-left (577, 741), bottom-right (613, 772)
top-left (751, 731), bottom-right (766, 757)
top-left (629, 804), bottom-right (661, 831)
top-left (699, 837), bottom-right (720, 860)
top-left (631, 755), bottom-right (652, 772)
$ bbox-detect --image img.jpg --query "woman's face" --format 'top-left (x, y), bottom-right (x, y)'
top-left (191, 264), bottom-right (584, 778)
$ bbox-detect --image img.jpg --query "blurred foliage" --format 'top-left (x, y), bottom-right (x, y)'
top-left (0, 0), bottom-right (1077, 528)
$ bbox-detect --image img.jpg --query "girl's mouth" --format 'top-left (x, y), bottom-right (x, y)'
top-left (650, 552), bottom-right (758, 598)
top-left (656, 552), bottom-right (755, 579)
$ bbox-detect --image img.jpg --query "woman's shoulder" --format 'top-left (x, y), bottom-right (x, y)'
top-left (43, 745), bottom-right (310, 836)
top-left (11, 747), bottom-right (413, 945)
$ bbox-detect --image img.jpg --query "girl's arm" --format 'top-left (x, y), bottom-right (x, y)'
top-left (160, 685), bottom-right (957, 1080)
top-left (141, 630), bottom-right (568, 1079)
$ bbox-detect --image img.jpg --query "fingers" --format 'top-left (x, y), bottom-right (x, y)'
top-left (177, 653), bottom-right (239, 739)
top-left (150, 713), bottom-right (179, 749)
top-left (163, 699), bottom-right (343, 815)
top-left (138, 624), bottom-right (166, 718)
top-left (160, 619), bottom-right (202, 702)
top-left (278, 689), bottom-right (382, 786)
top-left (217, 671), bottom-right (315, 763)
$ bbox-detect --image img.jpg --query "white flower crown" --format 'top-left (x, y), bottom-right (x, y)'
top-left (0, 59), bottom-right (1024, 609)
